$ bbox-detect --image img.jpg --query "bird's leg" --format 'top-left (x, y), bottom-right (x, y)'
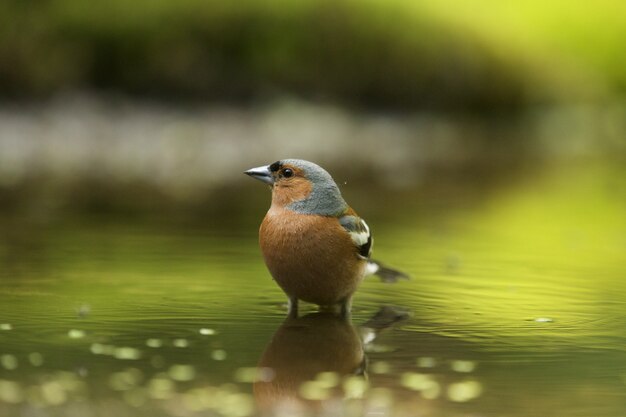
top-left (339, 296), bottom-right (352, 320)
top-left (287, 297), bottom-right (299, 318)
top-left (353, 354), bottom-right (369, 377)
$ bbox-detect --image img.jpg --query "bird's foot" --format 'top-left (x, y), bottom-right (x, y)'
top-left (339, 297), bottom-right (352, 320)
top-left (287, 297), bottom-right (299, 318)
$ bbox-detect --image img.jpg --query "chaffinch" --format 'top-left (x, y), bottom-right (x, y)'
top-left (245, 159), bottom-right (407, 316)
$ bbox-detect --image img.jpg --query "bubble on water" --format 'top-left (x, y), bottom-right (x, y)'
top-left (534, 317), bottom-right (554, 323)
top-left (400, 374), bottom-right (440, 399)
top-left (148, 376), bottom-right (175, 400)
top-left (447, 380), bottom-right (483, 402)
top-left (400, 372), bottom-right (440, 398)
top-left (417, 357), bottom-right (437, 368)
top-left (28, 352), bottom-right (44, 367)
top-left (146, 338), bottom-right (163, 348)
top-left (211, 349), bottom-right (227, 361)
top-left (90, 343), bottom-right (103, 354)
top-left (451, 360), bottom-right (477, 373)
top-left (68, 329), bottom-right (86, 339)
top-left (299, 380), bottom-right (330, 401)
top-left (199, 328), bottom-right (216, 336)
top-left (109, 368), bottom-right (143, 391)
top-left (315, 372), bottom-right (340, 388)
top-left (0, 323), bottom-right (12, 331)
top-left (173, 338), bottom-right (189, 348)
top-left (343, 376), bottom-right (369, 398)
top-left (168, 365), bottom-right (196, 382)
top-left (0, 380), bottom-right (23, 403)
top-left (41, 381), bottom-right (67, 405)
top-left (1, 354), bottom-right (18, 370)
top-left (114, 347), bottom-right (142, 360)
top-left (55, 371), bottom-right (86, 393)
top-left (371, 361), bottom-right (391, 374)
top-left (90, 343), bottom-right (116, 355)
top-left (421, 381), bottom-right (441, 399)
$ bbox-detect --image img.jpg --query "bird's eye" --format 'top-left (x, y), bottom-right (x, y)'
top-left (282, 168), bottom-right (294, 178)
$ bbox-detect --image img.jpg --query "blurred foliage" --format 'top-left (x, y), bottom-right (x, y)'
top-left (1, 0), bottom-right (624, 108)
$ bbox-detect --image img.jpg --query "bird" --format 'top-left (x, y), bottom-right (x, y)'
top-left (245, 159), bottom-right (408, 317)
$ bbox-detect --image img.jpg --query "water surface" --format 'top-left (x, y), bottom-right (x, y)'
top-left (1, 161), bottom-right (625, 416)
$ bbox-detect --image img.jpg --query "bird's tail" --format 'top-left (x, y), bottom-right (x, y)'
top-left (366, 259), bottom-right (410, 283)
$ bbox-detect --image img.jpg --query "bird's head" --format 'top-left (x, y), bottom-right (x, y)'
top-left (245, 159), bottom-right (348, 215)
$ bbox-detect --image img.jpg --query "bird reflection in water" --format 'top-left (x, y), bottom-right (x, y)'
top-left (254, 307), bottom-right (409, 416)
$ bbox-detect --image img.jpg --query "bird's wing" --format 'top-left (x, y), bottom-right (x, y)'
top-left (339, 214), bottom-right (372, 259)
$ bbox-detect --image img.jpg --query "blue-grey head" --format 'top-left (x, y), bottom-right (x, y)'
top-left (245, 159), bottom-right (348, 216)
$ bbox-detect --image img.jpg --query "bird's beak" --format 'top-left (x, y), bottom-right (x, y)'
top-left (244, 165), bottom-right (274, 185)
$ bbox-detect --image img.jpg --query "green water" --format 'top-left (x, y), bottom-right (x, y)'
top-left (1, 161), bottom-right (625, 417)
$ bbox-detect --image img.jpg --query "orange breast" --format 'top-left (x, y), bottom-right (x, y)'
top-left (259, 207), bottom-right (366, 305)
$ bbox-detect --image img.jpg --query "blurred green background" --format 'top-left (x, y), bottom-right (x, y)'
top-left (2, 0), bottom-right (626, 106)
top-left (1, 2), bottom-right (625, 417)
top-left (0, 0), bottom-right (624, 212)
